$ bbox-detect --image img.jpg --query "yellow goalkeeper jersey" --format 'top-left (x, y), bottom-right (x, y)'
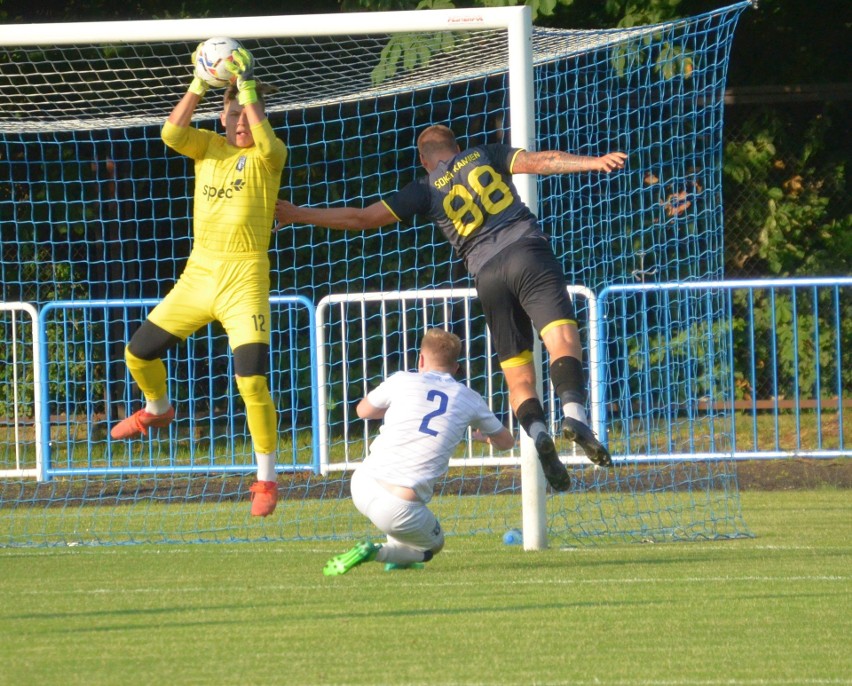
top-left (161, 119), bottom-right (287, 256)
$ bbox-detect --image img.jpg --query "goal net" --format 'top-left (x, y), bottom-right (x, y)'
top-left (0, 3), bottom-right (753, 547)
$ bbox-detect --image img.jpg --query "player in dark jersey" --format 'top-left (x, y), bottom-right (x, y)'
top-left (275, 125), bottom-right (626, 491)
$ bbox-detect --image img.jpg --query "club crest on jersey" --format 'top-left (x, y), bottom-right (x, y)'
top-left (236, 155), bottom-right (247, 172)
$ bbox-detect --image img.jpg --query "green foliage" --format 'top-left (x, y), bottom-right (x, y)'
top-left (371, 17), bottom-right (457, 85)
top-left (609, 30), bottom-right (695, 81)
top-left (474, 0), bottom-right (563, 20)
top-left (341, 0), bottom-right (420, 10)
top-left (365, 0), bottom-right (629, 86)
top-left (621, 284), bottom-right (852, 407)
top-left (345, 0), bottom-right (582, 22)
top-left (725, 0), bottom-right (849, 86)
top-left (723, 105), bottom-right (850, 277)
top-left (0, 258), bottom-right (91, 420)
top-left (608, 0), bottom-right (683, 27)
top-left (0, 341), bottom-right (35, 418)
top-left (654, 39), bottom-right (693, 79)
top-left (730, 289), bottom-right (852, 401)
top-left (625, 312), bottom-right (731, 406)
top-left (0, 298), bottom-right (107, 420)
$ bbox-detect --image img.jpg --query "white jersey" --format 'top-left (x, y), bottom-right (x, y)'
top-left (359, 370), bottom-right (505, 503)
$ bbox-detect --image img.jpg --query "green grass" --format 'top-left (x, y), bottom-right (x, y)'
top-left (1, 490), bottom-right (849, 686)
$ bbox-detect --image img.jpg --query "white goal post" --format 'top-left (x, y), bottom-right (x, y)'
top-left (1, 6), bottom-right (555, 548)
top-left (0, 303), bottom-right (43, 479)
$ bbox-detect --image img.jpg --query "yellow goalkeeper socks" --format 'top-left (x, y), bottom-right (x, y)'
top-left (235, 374), bottom-right (277, 455)
top-left (125, 348), bottom-right (169, 408)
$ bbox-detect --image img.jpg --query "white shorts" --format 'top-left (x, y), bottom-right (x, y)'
top-left (351, 469), bottom-right (444, 552)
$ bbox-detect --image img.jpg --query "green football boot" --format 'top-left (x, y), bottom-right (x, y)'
top-left (323, 541), bottom-right (381, 576)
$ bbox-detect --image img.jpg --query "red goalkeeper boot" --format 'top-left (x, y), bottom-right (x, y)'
top-left (249, 480), bottom-right (279, 517)
top-left (110, 407), bottom-right (175, 440)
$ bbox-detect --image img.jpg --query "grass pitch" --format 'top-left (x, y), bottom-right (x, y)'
top-left (1, 489), bottom-right (849, 686)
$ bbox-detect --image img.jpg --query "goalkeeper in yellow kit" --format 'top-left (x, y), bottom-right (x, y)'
top-left (111, 46), bottom-right (287, 517)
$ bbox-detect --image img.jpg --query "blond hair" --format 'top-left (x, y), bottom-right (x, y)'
top-left (421, 328), bottom-right (461, 370)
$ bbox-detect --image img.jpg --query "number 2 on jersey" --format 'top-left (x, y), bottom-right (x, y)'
top-left (418, 389), bottom-right (449, 437)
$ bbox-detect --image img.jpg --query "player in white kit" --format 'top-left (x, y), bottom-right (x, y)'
top-left (323, 328), bottom-right (515, 575)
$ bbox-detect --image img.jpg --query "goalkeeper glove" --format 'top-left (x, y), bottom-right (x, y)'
top-left (188, 42), bottom-right (209, 98)
top-left (225, 47), bottom-right (257, 106)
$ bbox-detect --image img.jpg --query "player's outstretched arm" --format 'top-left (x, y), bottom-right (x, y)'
top-left (513, 150), bottom-right (627, 175)
top-left (224, 47), bottom-right (266, 126)
top-left (274, 199), bottom-right (396, 232)
top-left (471, 427), bottom-right (515, 450)
top-left (356, 397), bottom-right (387, 421)
top-left (167, 43), bottom-right (209, 128)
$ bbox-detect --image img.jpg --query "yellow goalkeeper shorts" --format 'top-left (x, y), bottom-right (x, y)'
top-left (148, 249), bottom-right (272, 350)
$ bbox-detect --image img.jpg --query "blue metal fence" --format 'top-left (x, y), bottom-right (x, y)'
top-left (2, 278), bottom-right (849, 482)
top-left (35, 295), bottom-right (318, 480)
top-left (597, 278), bottom-right (851, 460)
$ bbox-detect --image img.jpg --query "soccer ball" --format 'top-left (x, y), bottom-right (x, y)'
top-left (194, 37), bottom-right (242, 88)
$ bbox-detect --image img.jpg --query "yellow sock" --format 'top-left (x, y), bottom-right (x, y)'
top-left (235, 375), bottom-right (278, 456)
top-left (125, 348), bottom-right (168, 404)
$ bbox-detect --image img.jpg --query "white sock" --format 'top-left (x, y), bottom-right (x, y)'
top-left (145, 397), bottom-right (171, 415)
top-left (376, 543), bottom-right (426, 565)
top-left (255, 452), bottom-right (277, 483)
top-left (563, 402), bottom-right (588, 426)
top-left (528, 420), bottom-right (548, 440)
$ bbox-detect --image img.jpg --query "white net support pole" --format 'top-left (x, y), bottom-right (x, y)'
top-left (503, 8), bottom-right (549, 551)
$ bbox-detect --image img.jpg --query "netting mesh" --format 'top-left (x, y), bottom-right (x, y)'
top-left (1, 23), bottom-right (676, 133)
top-left (0, 4), bottom-right (753, 547)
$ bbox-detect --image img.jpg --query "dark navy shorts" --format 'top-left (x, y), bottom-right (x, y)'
top-left (474, 236), bottom-right (576, 365)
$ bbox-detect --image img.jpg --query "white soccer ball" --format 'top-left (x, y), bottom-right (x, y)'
top-left (194, 37), bottom-right (242, 88)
